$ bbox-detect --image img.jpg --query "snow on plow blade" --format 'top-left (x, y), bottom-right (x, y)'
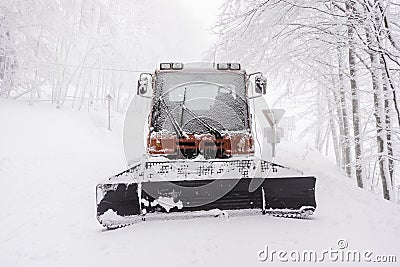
top-left (96, 160), bottom-right (316, 229)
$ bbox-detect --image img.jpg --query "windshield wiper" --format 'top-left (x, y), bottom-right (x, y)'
top-left (159, 98), bottom-right (185, 139)
top-left (181, 104), bottom-right (223, 139)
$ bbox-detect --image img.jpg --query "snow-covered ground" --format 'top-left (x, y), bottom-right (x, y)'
top-left (0, 99), bottom-right (399, 266)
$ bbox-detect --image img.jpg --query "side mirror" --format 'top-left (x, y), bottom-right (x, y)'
top-left (137, 73), bottom-right (152, 98)
top-left (248, 72), bottom-right (267, 99)
top-left (255, 76), bottom-right (267, 95)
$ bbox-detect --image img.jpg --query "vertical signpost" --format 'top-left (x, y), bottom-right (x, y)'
top-left (106, 94), bottom-right (112, 131)
top-left (262, 109), bottom-right (285, 157)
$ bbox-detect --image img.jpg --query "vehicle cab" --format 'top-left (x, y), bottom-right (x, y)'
top-left (137, 62), bottom-right (266, 159)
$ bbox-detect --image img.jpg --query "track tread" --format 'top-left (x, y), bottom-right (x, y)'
top-left (99, 207), bottom-right (315, 229)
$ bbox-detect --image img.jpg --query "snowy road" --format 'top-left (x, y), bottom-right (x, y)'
top-left (0, 99), bottom-right (399, 266)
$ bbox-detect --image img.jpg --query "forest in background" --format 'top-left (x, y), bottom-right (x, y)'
top-left (0, 0), bottom-right (209, 111)
top-left (213, 0), bottom-right (400, 203)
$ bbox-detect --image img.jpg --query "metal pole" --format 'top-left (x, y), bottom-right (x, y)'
top-left (106, 95), bottom-right (112, 131)
top-left (272, 125), bottom-right (276, 157)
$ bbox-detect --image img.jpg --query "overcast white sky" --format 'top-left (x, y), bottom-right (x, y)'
top-left (131, 0), bottom-right (224, 69)
top-left (162, 0), bottom-right (224, 61)
top-left (176, 0), bottom-right (223, 30)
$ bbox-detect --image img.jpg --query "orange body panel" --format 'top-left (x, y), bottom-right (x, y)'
top-left (148, 133), bottom-right (254, 158)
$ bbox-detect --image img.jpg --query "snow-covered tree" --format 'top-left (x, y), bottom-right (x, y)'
top-left (212, 0), bottom-right (400, 202)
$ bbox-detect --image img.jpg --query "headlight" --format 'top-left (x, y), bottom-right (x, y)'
top-left (160, 63), bottom-right (172, 70)
top-left (227, 134), bottom-right (254, 155)
top-left (148, 136), bottom-right (177, 155)
top-left (217, 63), bottom-right (241, 71)
top-left (160, 63), bottom-right (184, 70)
top-left (229, 63), bottom-right (241, 70)
top-left (217, 63), bottom-right (229, 70)
top-left (172, 63), bottom-right (184, 70)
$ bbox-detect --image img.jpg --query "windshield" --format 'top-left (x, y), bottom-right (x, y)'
top-left (151, 71), bottom-right (249, 134)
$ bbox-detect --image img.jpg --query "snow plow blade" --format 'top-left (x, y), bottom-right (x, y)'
top-left (96, 167), bottom-right (316, 229)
